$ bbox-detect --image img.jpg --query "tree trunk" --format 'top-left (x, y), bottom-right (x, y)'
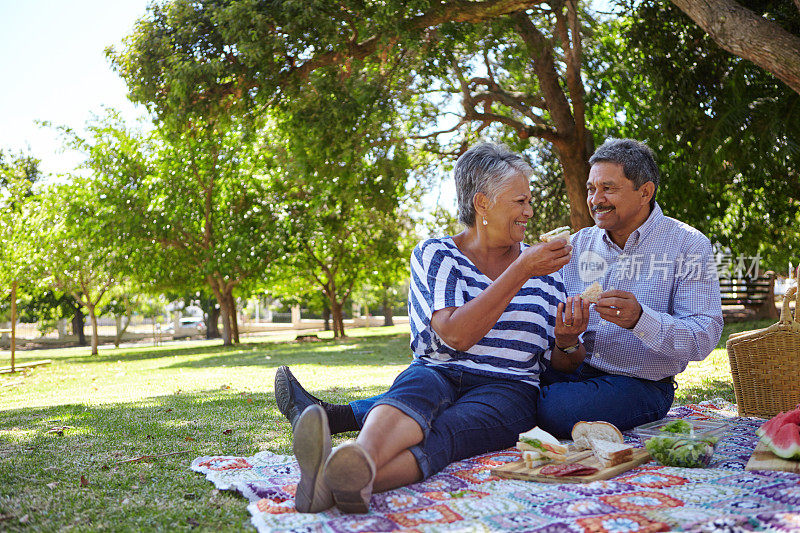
top-left (72, 306), bottom-right (87, 346)
top-left (330, 299), bottom-right (346, 338)
top-left (115, 316), bottom-right (122, 348)
top-left (206, 306), bottom-right (221, 339)
top-left (114, 307), bottom-right (132, 348)
top-left (207, 276), bottom-right (233, 345)
top-left (670, 0), bottom-right (800, 96)
top-left (10, 281), bottom-right (16, 373)
top-left (218, 296), bottom-right (233, 346)
top-left (87, 304), bottom-right (99, 355)
top-left (559, 144), bottom-right (594, 230)
top-left (226, 290), bottom-right (240, 344)
top-left (322, 301), bottom-right (331, 331)
top-left (511, 12), bottom-right (594, 230)
top-left (382, 292), bottom-right (394, 327)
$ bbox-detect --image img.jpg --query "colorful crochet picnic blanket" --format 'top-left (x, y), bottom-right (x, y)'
top-left (191, 400), bottom-right (800, 532)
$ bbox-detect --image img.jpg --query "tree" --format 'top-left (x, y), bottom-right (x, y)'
top-left (11, 289), bottom-right (88, 345)
top-left (588, 2), bottom-right (800, 271)
top-left (0, 150), bottom-right (41, 293)
top-left (76, 114), bottom-right (284, 346)
top-left (261, 69), bottom-right (422, 337)
top-left (110, 0), bottom-right (604, 229)
top-left (30, 180), bottom-right (119, 355)
top-left (669, 0), bottom-right (800, 95)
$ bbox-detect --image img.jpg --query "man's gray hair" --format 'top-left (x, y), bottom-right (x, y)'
top-left (589, 138), bottom-right (660, 208)
top-left (454, 143), bottom-right (533, 227)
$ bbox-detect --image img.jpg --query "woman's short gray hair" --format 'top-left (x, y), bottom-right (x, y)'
top-left (454, 143), bottom-right (533, 227)
top-left (589, 138), bottom-right (660, 208)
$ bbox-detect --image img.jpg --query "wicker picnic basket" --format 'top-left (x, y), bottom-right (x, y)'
top-left (726, 284), bottom-right (800, 418)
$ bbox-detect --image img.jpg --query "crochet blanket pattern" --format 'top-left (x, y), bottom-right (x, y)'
top-left (191, 400), bottom-right (800, 532)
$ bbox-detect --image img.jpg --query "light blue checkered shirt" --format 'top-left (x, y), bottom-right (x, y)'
top-left (562, 203), bottom-right (723, 381)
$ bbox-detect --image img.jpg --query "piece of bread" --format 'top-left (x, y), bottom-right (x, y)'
top-left (517, 426), bottom-right (568, 460)
top-left (571, 421), bottom-right (624, 451)
top-left (580, 281), bottom-right (603, 303)
top-left (539, 226), bottom-right (571, 242)
top-left (588, 438), bottom-right (633, 468)
top-left (522, 450), bottom-right (552, 469)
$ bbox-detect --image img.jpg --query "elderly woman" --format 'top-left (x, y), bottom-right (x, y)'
top-left (291, 143), bottom-right (591, 514)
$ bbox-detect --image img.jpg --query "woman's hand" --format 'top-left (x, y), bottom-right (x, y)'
top-left (554, 296), bottom-right (590, 347)
top-left (519, 239), bottom-right (572, 276)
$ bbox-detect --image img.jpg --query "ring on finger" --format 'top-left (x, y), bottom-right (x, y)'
top-left (616, 309), bottom-right (621, 316)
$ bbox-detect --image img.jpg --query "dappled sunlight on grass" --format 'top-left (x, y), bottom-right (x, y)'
top-left (0, 330), bottom-right (412, 412)
top-left (0, 322), bottom-right (760, 530)
top-left (674, 348), bottom-right (735, 406)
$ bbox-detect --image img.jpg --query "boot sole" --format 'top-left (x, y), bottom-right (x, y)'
top-left (293, 405), bottom-right (334, 513)
top-left (323, 443), bottom-right (375, 514)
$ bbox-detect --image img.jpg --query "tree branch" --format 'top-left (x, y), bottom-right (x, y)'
top-left (287, 1), bottom-right (548, 83)
top-left (511, 12), bottom-right (576, 147)
top-left (670, 0), bottom-right (800, 95)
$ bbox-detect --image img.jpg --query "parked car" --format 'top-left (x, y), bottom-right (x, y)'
top-left (166, 316), bottom-right (206, 335)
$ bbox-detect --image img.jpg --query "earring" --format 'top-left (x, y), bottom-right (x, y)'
top-left (482, 217), bottom-right (488, 226)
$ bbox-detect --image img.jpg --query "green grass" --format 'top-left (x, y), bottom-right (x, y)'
top-left (0, 319), bottom-right (768, 531)
top-left (674, 318), bottom-right (773, 405)
top-left (0, 326), bottom-right (411, 532)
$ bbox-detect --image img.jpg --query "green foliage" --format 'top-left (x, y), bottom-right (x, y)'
top-left (6, 289), bottom-right (79, 335)
top-left (75, 111), bottom-right (284, 299)
top-left (31, 179), bottom-right (120, 298)
top-left (0, 150), bottom-right (43, 290)
top-left (588, 4), bottom-right (800, 272)
top-left (260, 70), bottom-right (420, 335)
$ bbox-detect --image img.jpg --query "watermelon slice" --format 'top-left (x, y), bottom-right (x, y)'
top-left (783, 408), bottom-right (800, 425)
top-left (766, 423), bottom-right (800, 460)
top-left (757, 411), bottom-right (790, 442)
top-left (758, 404), bottom-right (800, 460)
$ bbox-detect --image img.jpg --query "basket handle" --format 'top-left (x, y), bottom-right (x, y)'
top-left (780, 285), bottom-right (797, 324)
top-left (795, 264), bottom-right (800, 324)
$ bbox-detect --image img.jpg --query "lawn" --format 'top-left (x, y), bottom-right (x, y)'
top-left (0, 319), bottom-right (771, 531)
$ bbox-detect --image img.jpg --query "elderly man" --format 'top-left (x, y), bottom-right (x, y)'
top-left (275, 138), bottom-right (723, 438)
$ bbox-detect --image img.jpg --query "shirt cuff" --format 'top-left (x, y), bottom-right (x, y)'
top-left (631, 302), bottom-right (662, 348)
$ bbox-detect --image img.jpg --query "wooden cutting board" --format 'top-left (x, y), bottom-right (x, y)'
top-left (491, 448), bottom-right (651, 484)
top-left (745, 441), bottom-right (800, 473)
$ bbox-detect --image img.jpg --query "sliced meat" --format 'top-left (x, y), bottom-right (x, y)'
top-left (539, 462), bottom-right (599, 477)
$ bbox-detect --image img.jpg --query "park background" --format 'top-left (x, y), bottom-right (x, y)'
top-left (1, 0), bottom-right (800, 530)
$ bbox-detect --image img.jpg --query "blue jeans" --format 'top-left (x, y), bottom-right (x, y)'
top-left (536, 363), bottom-right (675, 438)
top-left (351, 363), bottom-right (674, 441)
top-left (363, 361), bottom-right (539, 479)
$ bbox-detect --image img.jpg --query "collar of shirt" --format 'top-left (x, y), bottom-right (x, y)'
top-left (601, 202), bottom-right (664, 252)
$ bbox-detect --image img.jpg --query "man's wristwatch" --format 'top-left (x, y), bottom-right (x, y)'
top-left (557, 342), bottom-right (581, 354)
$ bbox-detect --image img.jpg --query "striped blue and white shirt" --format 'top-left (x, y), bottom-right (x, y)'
top-left (563, 203), bottom-right (723, 381)
top-left (408, 237), bottom-right (565, 386)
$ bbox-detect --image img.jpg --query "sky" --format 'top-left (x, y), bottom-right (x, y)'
top-left (0, 0), bottom-right (152, 178)
top-left (0, 0), bottom-right (463, 214)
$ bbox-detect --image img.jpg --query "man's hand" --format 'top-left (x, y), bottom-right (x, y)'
top-left (595, 290), bottom-right (643, 329)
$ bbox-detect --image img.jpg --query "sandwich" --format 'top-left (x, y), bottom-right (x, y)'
top-left (570, 420), bottom-right (633, 467)
top-left (522, 450), bottom-right (552, 469)
top-left (580, 281), bottom-right (603, 303)
top-left (571, 421), bottom-right (624, 451)
top-left (539, 226), bottom-right (571, 242)
top-left (588, 438), bottom-right (633, 468)
top-left (517, 426), bottom-right (568, 462)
